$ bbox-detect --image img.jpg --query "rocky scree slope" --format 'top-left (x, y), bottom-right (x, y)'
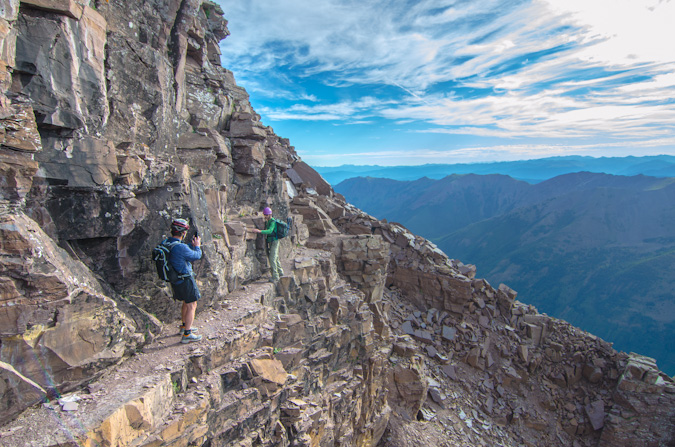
top-left (0, 1), bottom-right (673, 446)
top-left (337, 173), bottom-right (675, 376)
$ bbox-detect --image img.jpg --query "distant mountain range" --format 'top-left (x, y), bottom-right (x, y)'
top-left (335, 171), bottom-right (675, 375)
top-left (316, 154), bottom-right (675, 185)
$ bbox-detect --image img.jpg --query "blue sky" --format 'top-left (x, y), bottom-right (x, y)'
top-left (214, 0), bottom-right (675, 166)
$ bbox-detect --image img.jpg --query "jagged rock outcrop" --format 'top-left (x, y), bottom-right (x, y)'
top-left (317, 195), bottom-right (675, 447)
top-left (0, 1), bottom-right (673, 446)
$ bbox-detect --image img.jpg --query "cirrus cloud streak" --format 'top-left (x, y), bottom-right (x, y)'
top-left (216, 0), bottom-right (675, 164)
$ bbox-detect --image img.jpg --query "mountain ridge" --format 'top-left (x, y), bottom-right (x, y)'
top-left (318, 155), bottom-right (675, 184)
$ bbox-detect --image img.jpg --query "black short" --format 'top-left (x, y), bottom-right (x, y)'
top-left (170, 275), bottom-right (201, 303)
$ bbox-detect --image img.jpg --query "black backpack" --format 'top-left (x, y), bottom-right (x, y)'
top-left (152, 239), bottom-right (188, 283)
top-left (274, 217), bottom-right (292, 239)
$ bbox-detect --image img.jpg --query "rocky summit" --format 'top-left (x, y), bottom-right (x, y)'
top-left (0, 1), bottom-right (673, 446)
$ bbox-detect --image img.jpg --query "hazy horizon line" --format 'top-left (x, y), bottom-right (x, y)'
top-left (311, 153), bottom-right (675, 168)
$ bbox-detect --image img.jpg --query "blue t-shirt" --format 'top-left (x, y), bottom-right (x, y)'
top-left (167, 237), bottom-right (202, 279)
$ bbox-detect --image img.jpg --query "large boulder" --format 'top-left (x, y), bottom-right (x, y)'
top-left (287, 161), bottom-right (332, 196)
top-left (388, 357), bottom-right (428, 421)
top-left (0, 213), bottom-right (145, 421)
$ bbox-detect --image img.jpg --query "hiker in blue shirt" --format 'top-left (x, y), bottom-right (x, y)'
top-left (168, 218), bottom-right (203, 343)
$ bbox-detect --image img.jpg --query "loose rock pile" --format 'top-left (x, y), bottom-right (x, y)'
top-left (298, 191), bottom-right (675, 446)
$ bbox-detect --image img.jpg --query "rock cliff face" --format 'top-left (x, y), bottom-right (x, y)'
top-left (0, 1), bottom-right (673, 446)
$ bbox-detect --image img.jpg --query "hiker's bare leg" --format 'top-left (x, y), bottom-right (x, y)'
top-left (181, 302), bottom-right (189, 326)
top-left (183, 301), bottom-right (197, 330)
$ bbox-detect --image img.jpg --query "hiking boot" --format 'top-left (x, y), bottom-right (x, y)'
top-left (178, 325), bottom-right (198, 336)
top-left (181, 332), bottom-right (202, 343)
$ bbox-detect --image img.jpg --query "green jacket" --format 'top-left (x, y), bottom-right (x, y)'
top-left (259, 218), bottom-right (277, 241)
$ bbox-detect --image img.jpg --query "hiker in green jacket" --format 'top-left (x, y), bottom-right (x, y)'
top-left (251, 207), bottom-right (284, 282)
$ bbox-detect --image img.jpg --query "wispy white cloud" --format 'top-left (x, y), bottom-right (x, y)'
top-left (543, 0), bottom-right (675, 65)
top-left (258, 96), bottom-right (395, 121)
top-left (219, 0), bottom-right (540, 89)
top-left (339, 120), bottom-right (375, 125)
top-left (216, 0), bottom-right (675, 163)
top-left (302, 138), bottom-right (675, 166)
